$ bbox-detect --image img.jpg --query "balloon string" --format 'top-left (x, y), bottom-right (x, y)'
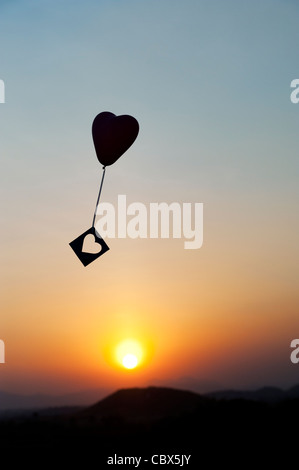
top-left (92, 166), bottom-right (106, 228)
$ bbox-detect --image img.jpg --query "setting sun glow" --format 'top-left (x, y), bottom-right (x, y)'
top-left (122, 354), bottom-right (138, 369)
top-left (115, 339), bottom-right (143, 370)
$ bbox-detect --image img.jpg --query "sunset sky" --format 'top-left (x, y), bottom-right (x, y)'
top-left (1, 0), bottom-right (299, 395)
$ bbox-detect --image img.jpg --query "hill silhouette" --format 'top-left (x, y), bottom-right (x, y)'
top-left (0, 386), bottom-right (298, 467)
top-left (77, 386), bottom-right (203, 423)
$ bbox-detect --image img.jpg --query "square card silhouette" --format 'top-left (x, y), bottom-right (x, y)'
top-left (69, 226), bottom-right (109, 266)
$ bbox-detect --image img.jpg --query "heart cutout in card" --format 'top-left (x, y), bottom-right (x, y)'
top-left (69, 226), bottom-right (109, 266)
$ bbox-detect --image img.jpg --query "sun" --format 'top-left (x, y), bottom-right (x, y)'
top-left (115, 339), bottom-right (143, 370)
top-left (122, 353), bottom-right (138, 369)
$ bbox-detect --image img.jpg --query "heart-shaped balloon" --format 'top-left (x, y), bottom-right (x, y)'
top-left (92, 111), bottom-right (139, 167)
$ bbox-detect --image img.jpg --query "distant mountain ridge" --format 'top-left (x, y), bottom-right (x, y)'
top-left (206, 385), bottom-right (299, 403)
top-left (0, 388), bottom-right (110, 412)
top-left (1, 383), bottom-right (299, 414)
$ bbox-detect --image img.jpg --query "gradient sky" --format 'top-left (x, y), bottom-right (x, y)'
top-left (1, 0), bottom-right (299, 395)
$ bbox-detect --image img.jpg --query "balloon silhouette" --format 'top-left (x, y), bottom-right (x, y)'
top-left (70, 111), bottom-right (139, 266)
top-left (92, 111), bottom-right (139, 167)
